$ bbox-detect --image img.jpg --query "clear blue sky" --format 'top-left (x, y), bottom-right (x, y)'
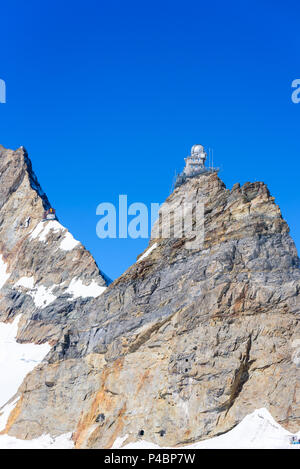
top-left (0, 0), bottom-right (299, 279)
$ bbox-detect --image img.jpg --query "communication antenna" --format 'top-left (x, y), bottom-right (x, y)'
top-left (171, 169), bottom-right (177, 193)
top-left (212, 148), bottom-right (214, 170)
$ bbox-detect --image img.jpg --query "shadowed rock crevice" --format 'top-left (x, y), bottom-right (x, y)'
top-left (225, 335), bottom-right (254, 414)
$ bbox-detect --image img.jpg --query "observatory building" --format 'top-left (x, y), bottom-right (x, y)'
top-left (183, 144), bottom-right (207, 177)
top-left (174, 144), bottom-right (218, 188)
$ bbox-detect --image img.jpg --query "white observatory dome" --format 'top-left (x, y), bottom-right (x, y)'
top-left (191, 144), bottom-right (205, 155)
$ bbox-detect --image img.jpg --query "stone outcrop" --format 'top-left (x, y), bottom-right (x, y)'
top-left (0, 145), bottom-right (299, 448)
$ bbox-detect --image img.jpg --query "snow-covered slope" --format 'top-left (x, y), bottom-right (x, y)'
top-left (0, 317), bottom-right (51, 431)
top-left (0, 408), bottom-right (298, 449)
top-left (0, 316), bottom-right (51, 408)
top-left (0, 432), bottom-right (74, 449)
top-left (113, 409), bottom-right (300, 450)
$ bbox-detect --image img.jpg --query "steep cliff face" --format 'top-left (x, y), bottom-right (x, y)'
top-left (0, 145), bottom-right (299, 448)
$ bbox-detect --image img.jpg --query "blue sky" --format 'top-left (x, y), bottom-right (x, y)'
top-left (0, 0), bottom-right (299, 279)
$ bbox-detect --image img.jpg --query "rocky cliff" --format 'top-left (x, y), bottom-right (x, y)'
top-left (0, 145), bottom-right (299, 448)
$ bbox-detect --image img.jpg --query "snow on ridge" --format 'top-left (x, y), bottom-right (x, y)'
top-left (0, 255), bottom-right (10, 290)
top-left (0, 315), bottom-right (51, 428)
top-left (30, 221), bottom-right (80, 252)
top-left (60, 231), bottom-right (80, 251)
top-left (137, 243), bottom-right (158, 262)
top-left (66, 278), bottom-right (106, 299)
top-left (114, 408), bottom-right (299, 450)
top-left (30, 220), bottom-right (63, 242)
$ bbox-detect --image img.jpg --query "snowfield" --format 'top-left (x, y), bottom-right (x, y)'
top-left (0, 432), bottom-right (74, 449)
top-left (0, 405), bottom-right (299, 449)
top-left (0, 316), bottom-right (51, 430)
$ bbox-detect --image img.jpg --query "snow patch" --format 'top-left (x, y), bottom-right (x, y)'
top-left (14, 278), bottom-right (57, 309)
top-left (291, 338), bottom-right (300, 367)
top-left (0, 255), bottom-right (10, 290)
top-left (29, 285), bottom-right (57, 308)
top-left (14, 276), bottom-right (35, 289)
top-left (112, 434), bottom-right (129, 449)
top-left (66, 278), bottom-right (106, 299)
top-left (29, 222), bottom-right (45, 240)
top-left (30, 220), bottom-right (63, 242)
top-left (138, 243), bottom-right (158, 262)
top-left (31, 221), bottom-right (80, 253)
top-left (60, 231), bottom-right (80, 251)
top-left (0, 408), bottom-right (298, 449)
top-left (0, 432), bottom-right (74, 449)
top-left (0, 316), bottom-right (51, 414)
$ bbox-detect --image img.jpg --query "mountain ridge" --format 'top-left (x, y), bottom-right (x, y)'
top-left (0, 145), bottom-right (109, 344)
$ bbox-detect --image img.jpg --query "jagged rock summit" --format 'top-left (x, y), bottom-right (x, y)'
top-left (0, 145), bottom-right (109, 343)
top-left (0, 144), bottom-right (299, 448)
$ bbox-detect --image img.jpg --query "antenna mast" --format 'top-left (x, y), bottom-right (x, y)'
top-left (171, 169), bottom-right (177, 193)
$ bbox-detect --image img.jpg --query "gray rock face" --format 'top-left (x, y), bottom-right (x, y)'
top-left (0, 146), bottom-right (299, 448)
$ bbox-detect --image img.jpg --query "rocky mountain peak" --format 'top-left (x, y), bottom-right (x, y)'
top-left (0, 146), bottom-right (299, 449)
top-left (0, 146), bottom-right (109, 345)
